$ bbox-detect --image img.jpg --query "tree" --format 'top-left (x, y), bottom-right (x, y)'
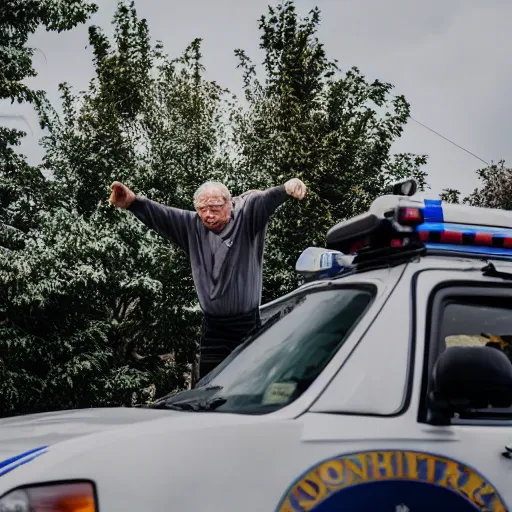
top-left (1, 0), bottom-right (430, 416)
top-left (0, 1), bottom-right (238, 415)
top-left (0, 0), bottom-right (98, 251)
top-left (0, 0), bottom-right (98, 414)
top-left (440, 188), bottom-right (461, 204)
top-left (440, 160), bottom-right (512, 209)
top-left (465, 161), bottom-right (512, 210)
top-left (232, 1), bottom-right (428, 300)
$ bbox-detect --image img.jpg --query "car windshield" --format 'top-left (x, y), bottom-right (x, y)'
top-left (157, 286), bottom-right (374, 414)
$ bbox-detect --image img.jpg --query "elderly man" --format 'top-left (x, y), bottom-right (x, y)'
top-left (109, 178), bottom-right (306, 382)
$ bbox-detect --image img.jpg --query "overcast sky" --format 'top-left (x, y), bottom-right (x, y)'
top-left (3, 0), bottom-right (510, 197)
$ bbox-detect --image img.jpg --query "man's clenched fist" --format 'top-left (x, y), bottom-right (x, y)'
top-left (284, 178), bottom-right (307, 200)
top-left (109, 181), bottom-right (136, 209)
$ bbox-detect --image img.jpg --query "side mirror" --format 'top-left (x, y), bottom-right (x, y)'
top-left (427, 346), bottom-right (512, 425)
top-left (295, 247), bottom-right (352, 282)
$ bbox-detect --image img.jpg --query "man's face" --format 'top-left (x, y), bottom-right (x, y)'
top-left (195, 191), bottom-right (232, 232)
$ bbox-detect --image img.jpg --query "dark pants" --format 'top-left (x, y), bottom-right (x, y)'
top-left (197, 309), bottom-right (260, 383)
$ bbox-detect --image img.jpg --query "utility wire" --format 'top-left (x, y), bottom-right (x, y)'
top-left (410, 116), bottom-right (489, 166)
top-left (0, 114), bottom-right (34, 135)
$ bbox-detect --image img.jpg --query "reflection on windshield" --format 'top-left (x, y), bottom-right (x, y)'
top-left (162, 287), bottom-right (374, 414)
top-left (194, 295), bottom-right (307, 388)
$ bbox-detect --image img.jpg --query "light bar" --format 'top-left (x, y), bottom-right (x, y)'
top-left (416, 200), bottom-right (512, 257)
top-left (326, 194), bottom-right (512, 260)
top-left (370, 197), bottom-right (512, 229)
top-left (418, 222), bottom-right (512, 257)
top-left (326, 203), bottom-right (424, 254)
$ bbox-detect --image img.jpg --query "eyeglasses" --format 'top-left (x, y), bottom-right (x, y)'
top-left (197, 203), bottom-right (226, 214)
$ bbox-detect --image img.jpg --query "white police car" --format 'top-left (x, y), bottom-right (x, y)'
top-left (1, 179), bottom-right (512, 511)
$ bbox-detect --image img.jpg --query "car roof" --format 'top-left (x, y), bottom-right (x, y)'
top-left (293, 181), bottom-right (512, 287)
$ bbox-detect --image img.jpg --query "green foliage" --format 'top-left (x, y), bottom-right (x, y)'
top-left (0, 0), bottom-right (97, 252)
top-left (0, 206), bottom-right (193, 415)
top-left (465, 160), bottom-right (512, 210)
top-left (2, 1), bottom-right (234, 415)
top-left (0, 0), bottom-right (98, 103)
top-left (0, 125), bottom-right (47, 250)
top-left (1, 0), bottom-right (429, 416)
top-left (0, 0), bottom-right (98, 414)
top-left (440, 188), bottom-right (461, 204)
top-left (0, 0), bottom-right (98, 247)
top-left (233, 1), bottom-right (428, 300)
top-left (440, 161), bottom-right (512, 210)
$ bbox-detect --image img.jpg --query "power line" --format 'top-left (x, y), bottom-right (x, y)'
top-left (410, 116), bottom-right (489, 166)
top-left (0, 114), bottom-right (34, 136)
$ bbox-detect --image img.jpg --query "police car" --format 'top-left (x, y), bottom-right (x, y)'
top-left (2, 179), bottom-right (512, 512)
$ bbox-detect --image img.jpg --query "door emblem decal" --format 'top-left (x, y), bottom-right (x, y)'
top-left (276, 450), bottom-right (506, 511)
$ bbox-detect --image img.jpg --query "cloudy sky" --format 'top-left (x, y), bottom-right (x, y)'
top-left (3, 0), bottom-right (510, 197)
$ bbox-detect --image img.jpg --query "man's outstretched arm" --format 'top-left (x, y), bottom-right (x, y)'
top-left (247, 178), bottom-right (307, 233)
top-left (109, 181), bottom-right (193, 251)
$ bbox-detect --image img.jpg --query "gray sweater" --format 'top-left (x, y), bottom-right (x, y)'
top-left (128, 186), bottom-right (289, 316)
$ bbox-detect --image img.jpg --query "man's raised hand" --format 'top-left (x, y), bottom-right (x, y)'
top-left (109, 181), bottom-right (136, 209)
top-left (284, 178), bottom-right (307, 200)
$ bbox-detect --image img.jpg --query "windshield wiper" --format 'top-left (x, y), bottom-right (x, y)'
top-left (154, 396), bottom-right (227, 412)
top-left (150, 385), bottom-right (222, 407)
top-left (150, 385), bottom-right (226, 412)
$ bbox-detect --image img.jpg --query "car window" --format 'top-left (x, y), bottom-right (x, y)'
top-left (202, 287), bottom-right (375, 415)
top-left (440, 299), bottom-right (512, 361)
top-left (259, 293), bottom-right (304, 325)
top-left (427, 295), bottom-right (512, 416)
top-left (419, 291), bottom-right (512, 422)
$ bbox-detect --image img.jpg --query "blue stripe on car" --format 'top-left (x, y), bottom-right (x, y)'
top-left (0, 446), bottom-right (48, 477)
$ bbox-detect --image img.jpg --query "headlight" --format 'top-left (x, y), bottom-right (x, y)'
top-left (0, 481), bottom-right (97, 512)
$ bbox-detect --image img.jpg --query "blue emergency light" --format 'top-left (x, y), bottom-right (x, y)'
top-left (325, 181), bottom-right (512, 260)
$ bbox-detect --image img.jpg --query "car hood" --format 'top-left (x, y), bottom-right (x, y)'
top-left (0, 404), bottom-right (291, 497)
top-left (0, 407), bottom-right (180, 463)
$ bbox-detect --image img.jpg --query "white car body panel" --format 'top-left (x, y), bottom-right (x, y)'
top-left (1, 256), bottom-right (512, 511)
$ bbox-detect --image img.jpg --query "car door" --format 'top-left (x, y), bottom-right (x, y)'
top-left (413, 266), bottom-right (512, 511)
top-left (275, 263), bottom-right (511, 512)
